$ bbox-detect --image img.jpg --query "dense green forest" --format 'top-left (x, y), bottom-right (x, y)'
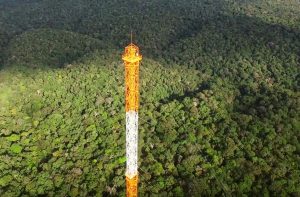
top-left (0, 0), bottom-right (299, 196)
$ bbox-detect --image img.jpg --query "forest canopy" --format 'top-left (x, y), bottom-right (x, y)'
top-left (0, 0), bottom-right (299, 196)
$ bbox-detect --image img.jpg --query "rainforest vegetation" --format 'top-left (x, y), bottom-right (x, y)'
top-left (0, 0), bottom-right (299, 196)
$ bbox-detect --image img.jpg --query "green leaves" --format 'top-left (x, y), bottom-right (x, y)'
top-left (152, 162), bottom-right (165, 176)
top-left (0, 175), bottom-right (13, 187)
top-left (6, 134), bottom-right (20, 142)
top-left (6, 29), bottom-right (103, 68)
top-left (0, 0), bottom-right (299, 195)
top-left (117, 156), bottom-right (126, 164)
top-left (10, 144), bottom-right (23, 154)
top-left (86, 124), bottom-right (97, 132)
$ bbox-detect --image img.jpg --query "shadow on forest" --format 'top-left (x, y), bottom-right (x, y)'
top-left (1, 28), bottom-right (110, 69)
top-left (161, 13), bottom-right (300, 62)
top-left (159, 83), bottom-right (210, 105)
top-left (159, 13), bottom-right (299, 105)
top-left (0, 1), bottom-right (299, 72)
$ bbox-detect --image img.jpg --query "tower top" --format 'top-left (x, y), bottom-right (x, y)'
top-left (122, 42), bottom-right (142, 63)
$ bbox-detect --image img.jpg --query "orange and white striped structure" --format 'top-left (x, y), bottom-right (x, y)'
top-left (122, 41), bottom-right (142, 197)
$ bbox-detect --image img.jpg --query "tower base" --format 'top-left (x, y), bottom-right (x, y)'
top-left (126, 175), bottom-right (138, 197)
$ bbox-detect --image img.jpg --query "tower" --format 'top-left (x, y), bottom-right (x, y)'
top-left (122, 37), bottom-right (142, 197)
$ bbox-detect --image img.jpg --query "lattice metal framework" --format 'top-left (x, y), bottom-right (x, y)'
top-left (122, 43), bottom-right (142, 197)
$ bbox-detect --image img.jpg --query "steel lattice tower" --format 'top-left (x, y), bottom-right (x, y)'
top-left (122, 38), bottom-right (142, 197)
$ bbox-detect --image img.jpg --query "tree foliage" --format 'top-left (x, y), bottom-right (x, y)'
top-left (0, 0), bottom-right (299, 196)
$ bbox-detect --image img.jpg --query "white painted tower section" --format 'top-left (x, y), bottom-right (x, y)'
top-left (126, 111), bottom-right (138, 178)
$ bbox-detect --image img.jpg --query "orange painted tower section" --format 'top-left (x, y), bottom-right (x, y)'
top-left (123, 43), bottom-right (142, 112)
top-left (122, 38), bottom-right (142, 197)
